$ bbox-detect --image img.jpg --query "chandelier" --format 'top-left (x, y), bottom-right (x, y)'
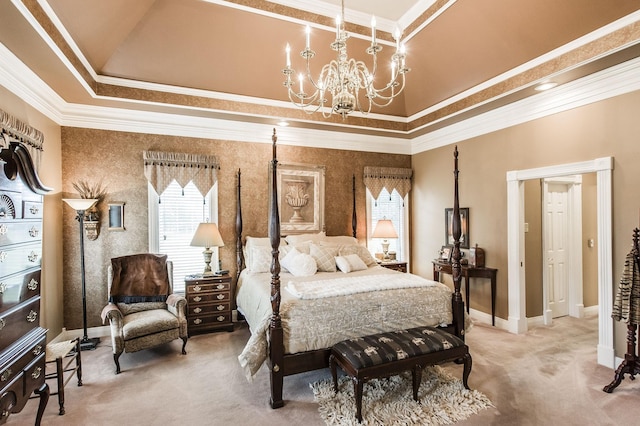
top-left (282, 0), bottom-right (409, 119)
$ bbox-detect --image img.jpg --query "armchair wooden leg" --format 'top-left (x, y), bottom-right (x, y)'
top-left (181, 337), bottom-right (187, 355)
top-left (114, 353), bottom-right (122, 374)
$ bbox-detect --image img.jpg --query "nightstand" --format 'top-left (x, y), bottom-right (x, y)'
top-left (184, 274), bottom-right (234, 335)
top-left (379, 261), bottom-right (407, 273)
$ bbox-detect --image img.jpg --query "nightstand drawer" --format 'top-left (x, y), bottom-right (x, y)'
top-left (189, 302), bottom-right (230, 316)
top-left (190, 312), bottom-right (231, 327)
top-left (187, 281), bottom-right (230, 293)
top-left (187, 291), bottom-right (230, 304)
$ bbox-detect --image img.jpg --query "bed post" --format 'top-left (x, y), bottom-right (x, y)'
top-left (451, 146), bottom-right (465, 339)
top-left (352, 174), bottom-right (357, 238)
top-left (268, 129), bottom-right (285, 408)
top-left (236, 169), bottom-right (244, 279)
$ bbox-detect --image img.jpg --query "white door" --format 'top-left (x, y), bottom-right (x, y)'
top-left (543, 181), bottom-right (570, 321)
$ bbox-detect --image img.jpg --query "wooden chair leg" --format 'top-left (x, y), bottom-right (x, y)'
top-left (114, 353), bottom-right (122, 374)
top-left (462, 352), bottom-right (472, 389)
top-left (412, 365), bottom-right (422, 401)
top-left (329, 354), bottom-right (338, 393)
top-left (181, 337), bottom-right (187, 355)
top-left (75, 339), bottom-right (83, 386)
top-left (354, 377), bottom-right (364, 423)
top-left (55, 357), bottom-right (65, 415)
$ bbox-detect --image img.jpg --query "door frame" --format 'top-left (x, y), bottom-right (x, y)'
top-left (542, 176), bottom-right (584, 324)
top-left (506, 157), bottom-right (614, 368)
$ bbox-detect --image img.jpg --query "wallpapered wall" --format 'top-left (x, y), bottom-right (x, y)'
top-left (61, 127), bottom-right (411, 330)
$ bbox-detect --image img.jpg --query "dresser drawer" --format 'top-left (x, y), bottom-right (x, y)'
top-left (0, 244), bottom-right (41, 277)
top-left (187, 291), bottom-right (229, 304)
top-left (188, 301), bottom-right (230, 316)
top-left (0, 331), bottom-right (45, 396)
top-left (0, 298), bottom-right (40, 350)
top-left (23, 353), bottom-right (45, 396)
top-left (187, 281), bottom-right (230, 293)
top-left (21, 202), bottom-right (42, 220)
top-left (0, 270), bottom-right (41, 315)
top-left (0, 221), bottom-right (42, 247)
top-left (189, 312), bottom-right (232, 328)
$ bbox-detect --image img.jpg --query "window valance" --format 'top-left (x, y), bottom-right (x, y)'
top-left (143, 150), bottom-right (219, 197)
top-left (363, 166), bottom-right (413, 200)
top-left (0, 107), bottom-right (44, 169)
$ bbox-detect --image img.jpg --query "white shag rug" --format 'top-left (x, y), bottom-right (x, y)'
top-left (311, 366), bottom-right (493, 425)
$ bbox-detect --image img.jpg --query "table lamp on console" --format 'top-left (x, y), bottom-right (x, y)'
top-left (190, 222), bottom-right (225, 276)
top-left (372, 219), bottom-right (398, 260)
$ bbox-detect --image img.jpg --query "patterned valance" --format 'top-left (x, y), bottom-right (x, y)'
top-left (0, 108), bottom-right (44, 169)
top-left (363, 166), bottom-right (413, 200)
top-left (143, 150), bottom-right (219, 197)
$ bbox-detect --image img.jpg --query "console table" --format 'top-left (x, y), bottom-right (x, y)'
top-left (432, 260), bottom-right (498, 326)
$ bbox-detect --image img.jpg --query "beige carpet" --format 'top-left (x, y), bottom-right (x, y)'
top-left (9, 313), bottom-right (640, 426)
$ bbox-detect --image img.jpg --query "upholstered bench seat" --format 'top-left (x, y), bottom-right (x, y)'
top-left (330, 326), bottom-right (472, 423)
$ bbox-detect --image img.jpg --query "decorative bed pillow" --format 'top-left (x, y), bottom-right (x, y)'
top-left (285, 232), bottom-right (326, 245)
top-left (338, 244), bottom-right (378, 266)
top-left (248, 246), bottom-right (273, 273)
top-left (320, 235), bottom-right (358, 246)
top-left (310, 243), bottom-right (338, 272)
top-left (245, 236), bottom-right (287, 271)
top-left (335, 254), bottom-right (368, 273)
top-left (281, 247), bottom-right (317, 277)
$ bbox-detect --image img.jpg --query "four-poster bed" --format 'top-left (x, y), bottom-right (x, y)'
top-left (235, 130), bottom-right (466, 408)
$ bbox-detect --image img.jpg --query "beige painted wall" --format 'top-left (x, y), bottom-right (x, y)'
top-left (60, 128), bottom-right (411, 330)
top-left (412, 89), bottom-right (640, 355)
top-left (524, 179), bottom-right (543, 317)
top-left (0, 86), bottom-right (63, 341)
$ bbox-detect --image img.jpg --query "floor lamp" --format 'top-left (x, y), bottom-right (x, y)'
top-left (63, 198), bottom-right (100, 351)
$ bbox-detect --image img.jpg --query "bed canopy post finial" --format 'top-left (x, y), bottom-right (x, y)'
top-left (236, 169), bottom-right (244, 280)
top-left (451, 146), bottom-right (465, 338)
top-left (352, 174), bottom-right (357, 238)
top-left (268, 128), bottom-right (284, 408)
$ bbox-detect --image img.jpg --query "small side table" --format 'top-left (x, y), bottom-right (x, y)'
top-left (45, 338), bottom-right (82, 415)
top-left (432, 260), bottom-right (498, 326)
top-left (379, 261), bottom-right (407, 273)
top-left (185, 274), bottom-right (234, 335)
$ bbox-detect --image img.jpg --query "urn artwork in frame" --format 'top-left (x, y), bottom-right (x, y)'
top-left (274, 163), bottom-right (325, 234)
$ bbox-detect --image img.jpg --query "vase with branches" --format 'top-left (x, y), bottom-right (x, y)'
top-left (72, 180), bottom-right (108, 221)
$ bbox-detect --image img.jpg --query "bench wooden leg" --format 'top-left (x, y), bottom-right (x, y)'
top-left (329, 354), bottom-right (338, 393)
top-left (462, 352), bottom-right (472, 389)
top-left (412, 365), bottom-right (422, 401)
top-left (353, 377), bottom-right (364, 423)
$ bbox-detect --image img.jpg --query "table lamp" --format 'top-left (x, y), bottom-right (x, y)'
top-left (190, 222), bottom-right (224, 276)
top-left (372, 219), bottom-right (398, 260)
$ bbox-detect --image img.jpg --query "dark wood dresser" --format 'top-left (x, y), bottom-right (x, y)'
top-left (0, 141), bottom-right (51, 425)
top-left (185, 274), bottom-right (234, 335)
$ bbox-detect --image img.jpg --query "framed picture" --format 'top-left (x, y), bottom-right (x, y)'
top-left (440, 245), bottom-right (452, 262)
top-left (445, 207), bottom-right (469, 248)
top-left (108, 202), bottom-right (125, 231)
top-left (275, 163), bottom-right (325, 234)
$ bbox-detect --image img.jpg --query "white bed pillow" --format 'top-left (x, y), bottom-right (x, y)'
top-left (310, 243), bottom-right (338, 272)
top-left (245, 236), bottom-right (287, 271)
top-left (338, 244), bottom-right (378, 266)
top-left (248, 246), bottom-right (272, 273)
top-left (281, 247), bottom-right (317, 277)
top-left (335, 254), bottom-right (368, 273)
top-left (285, 232), bottom-right (326, 245)
top-left (320, 235), bottom-right (358, 246)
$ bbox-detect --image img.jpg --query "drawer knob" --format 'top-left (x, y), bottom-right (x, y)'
top-left (0, 251), bottom-right (6, 262)
top-left (192, 296), bottom-right (202, 302)
top-left (30, 205), bottom-right (39, 215)
top-left (216, 315), bottom-right (225, 322)
top-left (193, 318), bottom-right (202, 325)
top-left (0, 318), bottom-right (5, 331)
top-left (0, 283), bottom-right (5, 294)
top-left (31, 366), bottom-right (42, 379)
top-left (28, 278), bottom-right (39, 291)
top-left (193, 285), bottom-right (202, 292)
top-left (217, 284), bottom-right (225, 290)
top-left (33, 345), bottom-right (43, 356)
top-left (29, 226), bottom-right (39, 238)
top-left (0, 369), bottom-right (11, 382)
top-left (27, 310), bottom-right (38, 322)
top-left (217, 294), bottom-right (224, 300)
top-left (193, 307), bottom-right (202, 314)
top-left (217, 305), bottom-right (225, 311)
top-left (28, 251), bottom-right (39, 262)
top-left (0, 224), bottom-right (7, 235)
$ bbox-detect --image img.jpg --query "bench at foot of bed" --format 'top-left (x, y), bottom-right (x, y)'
top-left (329, 326), bottom-right (472, 423)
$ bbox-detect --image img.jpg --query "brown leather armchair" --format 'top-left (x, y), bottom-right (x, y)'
top-left (101, 254), bottom-right (188, 374)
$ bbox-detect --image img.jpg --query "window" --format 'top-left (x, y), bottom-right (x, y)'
top-left (366, 188), bottom-right (409, 263)
top-left (148, 180), bottom-right (218, 293)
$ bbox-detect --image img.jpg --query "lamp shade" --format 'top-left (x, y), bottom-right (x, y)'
top-left (63, 198), bottom-right (98, 211)
top-left (190, 222), bottom-right (224, 248)
top-left (371, 219), bottom-right (398, 239)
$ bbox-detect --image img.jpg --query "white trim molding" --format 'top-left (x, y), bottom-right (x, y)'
top-left (506, 157), bottom-right (614, 369)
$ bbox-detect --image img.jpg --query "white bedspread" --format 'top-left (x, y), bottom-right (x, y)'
top-left (236, 266), bottom-right (455, 381)
top-left (285, 273), bottom-right (436, 299)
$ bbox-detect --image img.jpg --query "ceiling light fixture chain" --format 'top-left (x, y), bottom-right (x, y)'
top-left (282, 0), bottom-right (409, 119)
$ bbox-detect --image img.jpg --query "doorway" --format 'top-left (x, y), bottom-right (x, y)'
top-left (506, 157), bottom-right (614, 368)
